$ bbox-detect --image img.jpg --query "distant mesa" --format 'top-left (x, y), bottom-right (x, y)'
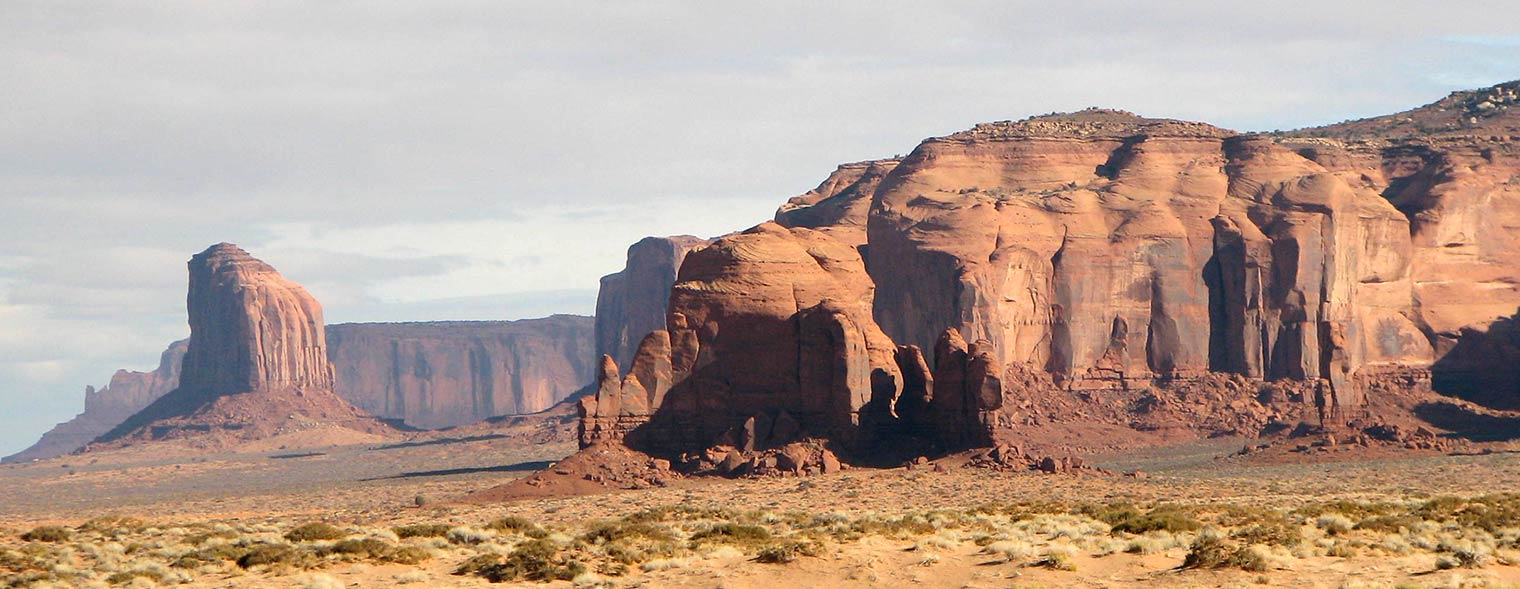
top-left (89, 243), bottom-right (391, 450)
top-left (4, 340), bottom-right (187, 463)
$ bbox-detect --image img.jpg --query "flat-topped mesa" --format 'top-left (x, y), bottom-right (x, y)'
top-left (179, 243), bottom-right (333, 393)
top-left (595, 236), bottom-right (709, 370)
top-left (326, 316), bottom-right (596, 429)
top-left (3, 340), bottom-right (188, 463)
top-left (580, 223), bottom-right (908, 454)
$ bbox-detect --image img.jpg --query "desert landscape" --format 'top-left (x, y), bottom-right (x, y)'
top-left (3, 78), bottom-right (1520, 588)
top-left (5, 5), bottom-right (1520, 588)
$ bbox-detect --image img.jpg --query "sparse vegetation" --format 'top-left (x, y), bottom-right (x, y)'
top-left (285, 522), bottom-right (347, 542)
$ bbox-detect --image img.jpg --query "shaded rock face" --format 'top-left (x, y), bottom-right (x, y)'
top-left (326, 317), bottom-right (595, 429)
top-left (594, 236), bottom-right (708, 369)
top-left (3, 340), bottom-right (187, 463)
top-left (1279, 81), bottom-right (1520, 406)
top-left (94, 244), bottom-right (385, 447)
top-left (581, 223), bottom-right (908, 453)
top-left (775, 158), bottom-right (900, 248)
top-left (866, 110), bottom-right (1431, 413)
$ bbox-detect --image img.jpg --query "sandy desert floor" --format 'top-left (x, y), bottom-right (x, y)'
top-left (4, 434), bottom-right (1520, 588)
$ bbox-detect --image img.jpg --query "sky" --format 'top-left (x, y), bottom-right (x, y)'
top-left (2, 1), bottom-right (1518, 457)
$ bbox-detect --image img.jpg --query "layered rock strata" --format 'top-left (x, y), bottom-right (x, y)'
top-left (327, 317), bottom-right (595, 429)
top-left (94, 244), bottom-right (386, 447)
top-left (865, 109), bottom-right (1431, 417)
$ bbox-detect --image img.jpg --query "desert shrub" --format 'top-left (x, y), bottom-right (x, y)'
top-left (689, 523), bottom-right (771, 545)
top-left (285, 522), bottom-right (346, 542)
top-left (320, 538), bottom-right (432, 565)
top-left (78, 515), bottom-right (145, 536)
top-left (983, 539), bottom-right (1035, 562)
top-left (1183, 531), bottom-right (1283, 571)
top-left (1075, 503), bottom-right (1141, 526)
top-left (487, 516), bottom-right (539, 533)
top-left (323, 538), bottom-right (390, 558)
top-left (1031, 546), bottom-right (1077, 571)
top-left (393, 523), bottom-right (452, 539)
top-left (580, 521), bottom-right (676, 545)
top-left (754, 540), bottom-right (821, 564)
top-left (466, 539), bottom-right (585, 582)
top-left (172, 543), bottom-right (250, 567)
top-left (20, 526), bottom-right (71, 543)
top-left (1356, 515), bottom-right (1422, 534)
top-left (1232, 522), bottom-right (1301, 547)
top-left (105, 568), bottom-right (165, 585)
top-left (237, 544), bottom-right (310, 569)
top-left (446, 526), bottom-right (495, 545)
top-left (1316, 514), bottom-right (1355, 535)
top-left (1110, 508), bottom-right (1201, 535)
top-left (453, 553), bottom-right (503, 576)
top-left (624, 505), bottom-right (736, 524)
top-left (1293, 500), bottom-right (1396, 521)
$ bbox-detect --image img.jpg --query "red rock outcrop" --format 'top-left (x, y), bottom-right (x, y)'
top-left (3, 340), bottom-right (187, 463)
top-left (555, 83), bottom-right (1520, 481)
top-left (775, 158), bottom-right (900, 248)
top-left (92, 244), bottom-right (388, 448)
top-left (866, 109), bottom-right (1431, 415)
top-left (580, 223), bottom-right (904, 453)
top-left (594, 236), bottom-right (708, 369)
top-left (326, 317), bottom-right (595, 429)
top-left (1279, 81), bottom-right (1520, 408)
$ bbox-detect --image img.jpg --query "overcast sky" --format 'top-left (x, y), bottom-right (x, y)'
top-left (2, 1), bottom-right (1517, 457)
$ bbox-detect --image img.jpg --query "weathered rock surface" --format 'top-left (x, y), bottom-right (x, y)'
top-left (594, 236), bottom-right (708, 369)
top-left (1279, 81), bottom-right (1520, 408)
top-left (866, 109), bottom-right (1431, 412)
top-left (581, 222), bottom-right (904, 453)
top-left (775, 158), bottom-right (900, 248)
top-left (3, 340), bottom-right (187, 463)
top-left (92, 244), bottom-right (389, 448)
top-left (572, 83), bottom-right (1520, 469)
top-left (326, 317), bottom-right (595, 429)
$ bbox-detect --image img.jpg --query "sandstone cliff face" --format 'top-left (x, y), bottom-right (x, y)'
top-left (865, 110), bottom-right (1431, 411)
top-left (326, 317), bottom-right (595, 429)
top-left (3, 340), bottom-right (187, 462)
top-left (581, 223), bottom-right (906, 452)
top-left (1279, 81), bottom-right (1520, 407)
top-left (775, 158), bottom-right (900, 248)
top-left (94, 244), bottom-right (385, 447)
top-left (594, 236), bottom-right (708, 369)
top-left (177, 243), bottom-right (334, 393)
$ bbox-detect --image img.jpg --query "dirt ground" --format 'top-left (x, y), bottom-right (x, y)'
top-left (3, 434), bottom-right (1520, 588)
